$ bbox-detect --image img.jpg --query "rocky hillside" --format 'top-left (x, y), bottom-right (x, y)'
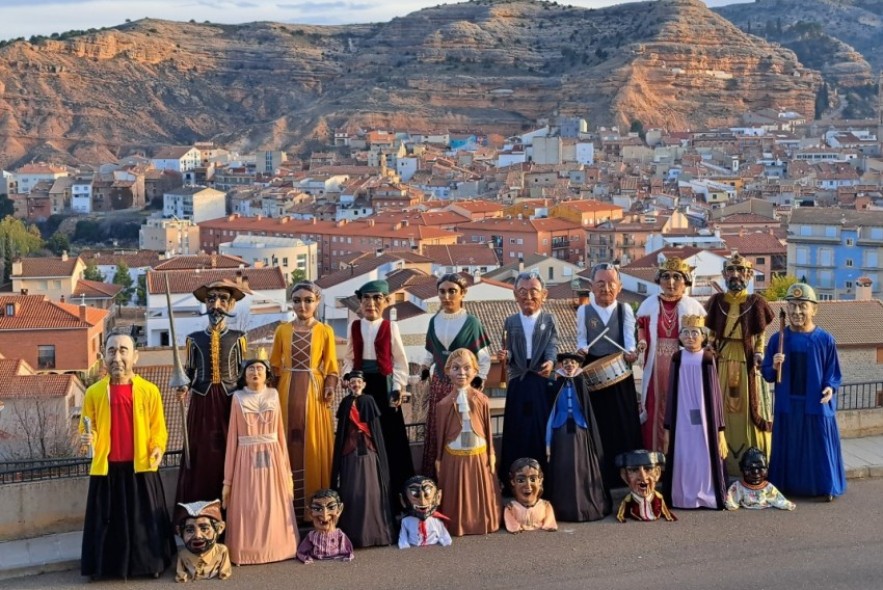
top-left (0, 0), bottom-right (821, 168)
top-left (715, 0), bottom-right (882, 117)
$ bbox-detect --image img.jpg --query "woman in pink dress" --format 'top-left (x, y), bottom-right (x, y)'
top-left (636, 256), bottom-right (706, 452)
top-left (223, 355), bottom-right (299, 565)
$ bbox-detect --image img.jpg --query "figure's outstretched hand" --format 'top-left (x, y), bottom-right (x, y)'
top-left (821, 387), bottom-right (833, 405)
top-left (538, 361), bottom-right (554, 378)
top-left (389, 390), bottom-right (403, 408)
top-left (79, 432), bottom-right (93, 446)
top-left (772, 353), bottom-right (785, 371)
top-left (221, 484), bottom-right (231, 509)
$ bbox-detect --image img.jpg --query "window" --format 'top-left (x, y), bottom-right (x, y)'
top-left (818, 248), bottom-right (833, 267)
top-left (818, 293), bottom-right (833, 301)
top-left (818, 270), bottom-right (834, 289)
top-left (866, 252), bottom-right (879, 268)
top-left (282, 257), bottom-right (289, 267)
top-left (845, 281), bottom-right (854, 289)
top-left (516, 238), bottom-right (524, 245)
top-left (825, 226), bottom-right (837, 237)
top-left (4, 304), bottom-right (13, 316)
top-left (543, 239), bottom-right (548, 245)
top-left (510, 238), bottom-right (516, 244)
top-left (637, 283), bottom-right (647, 294)
top-left (509, 252), bottom-right (516, 258)
top-left (37, 345), bottom-right (56, 370)
top-left (755, 257), bottom-right (764, 265)
top-left (846, 238), bottom-right (855, 247)
top-left (846, 259), bottom-right (854, 268)
top-left (795, 247), bottom-right (808, 265)
top-left (548, 267), bottom-right (554, 281)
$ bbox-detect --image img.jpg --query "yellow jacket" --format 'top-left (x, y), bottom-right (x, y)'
top-left (79, 375), bottom-right (168, 476)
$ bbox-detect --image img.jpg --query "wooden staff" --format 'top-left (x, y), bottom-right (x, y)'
top-left (499, 328), bottom-right (508, 387)
top-left (776, 308), bottom-right (786, 383)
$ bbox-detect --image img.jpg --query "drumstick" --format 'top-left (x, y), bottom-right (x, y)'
top-left (584, 327), bottom-right (610, 354)
top-left (602, 334), bottom-right (630, 355)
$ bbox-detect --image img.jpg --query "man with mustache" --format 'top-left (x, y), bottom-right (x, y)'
top-left (761, 283), bottom-right (846, 501)
top-left (175, 279), bottom-right (249, 505)
top-left (705, 253), bottom-right (774, 474)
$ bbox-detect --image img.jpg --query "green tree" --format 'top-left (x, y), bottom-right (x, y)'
top-left (0, 195), bottom-right (13, 218)
top-left (0, 216), bottom-right (43, 282)
top-left (46, 232), bottom-right (70, 256)
top-left (83, 260), bottom-right (105, 282)
top-left (763, 274), bottom-right (798, 301)
top-left (112, 261), bottom-right (135, 305)
top-left (291, 268), bottom-right (307, 283)
top-left (136, 273), bottom-right (147, 306)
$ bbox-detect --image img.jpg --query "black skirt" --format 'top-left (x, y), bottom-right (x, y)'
top-left (81, 462), bottom-right (176, 579)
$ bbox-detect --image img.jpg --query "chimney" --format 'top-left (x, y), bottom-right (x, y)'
top-left (376, 248), bottom-right (384, 257)
top-left (389, 306), bottom-right (397, 321)
top-left (19, 288), bottom-right (28, 296)
top-left (242, 275), bottom-right (250, 292)
top-left (311, 218), bottom-right (317, 225)
top-left (236, 269), bottom-right (243, 287)
top-left (79, 303), bottom-right (87, 321)
top-left (856, 276), bottom-right (873, 301)
top-left (60, 294), bottom-right (65, 303)
top-left (473, 269), bottom-right (481, 284)
top-left (211, 252), bottom-right (217, 268)
top-left (61, 250), bottom-right (69, 262)
top-left (12, 260), bottom-right (22, 277)
top-left (518, 257), bottom-right (524, 273)
top-left (368, 219), bottom-right (375, 227)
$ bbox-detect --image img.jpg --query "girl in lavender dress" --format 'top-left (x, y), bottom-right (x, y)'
top-left (662, 316), bottom-right (729, 510)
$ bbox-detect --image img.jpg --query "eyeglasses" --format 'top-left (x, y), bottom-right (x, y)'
top-left (360, 293), bottom-right (386, 302)
top-left (659, 273), bottom-right (685, 282)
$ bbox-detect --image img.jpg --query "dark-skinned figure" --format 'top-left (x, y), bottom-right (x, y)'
top-left (725, 447), bottom-right (796, 511)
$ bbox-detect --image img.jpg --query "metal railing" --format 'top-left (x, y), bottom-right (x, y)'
top-left (3, 383), bottom-right (879, 485)
top-left (837, 381), bottom-right (883, 411)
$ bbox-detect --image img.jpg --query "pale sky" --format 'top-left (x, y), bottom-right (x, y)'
top-left (0, 0), bottom-right (751, 42)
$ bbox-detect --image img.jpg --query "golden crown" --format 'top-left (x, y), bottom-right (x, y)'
top-left (724, 251), bottom-right (753, 271)
top-left (658, 256), bottom-right (695, 275)
top-left (680, 315), bottom-right (706, 329)
top-left (250, 347), bottom-right (269, 361)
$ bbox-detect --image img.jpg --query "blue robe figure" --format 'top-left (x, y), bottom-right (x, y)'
top-left (761, 283), bottom-right (846, 500)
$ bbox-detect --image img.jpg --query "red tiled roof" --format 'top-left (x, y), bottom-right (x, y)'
top-left (153, 254), bottom-right (248, 271)
top-left (0, 373), bottom-right (81, 400)
top-left (136, 365), bottom-right (185, 452)
top-left (420, 244), bottom-right (499, 266)
top-left (0, 295), bottom-right (108, 330)
top-left (0, 357), bottom-right (32, 380)
top-left (79, 249), bottom-right (163, 269)
top-left (16, 257), bottom-right (80, 278)
top-left (74, 279), bottom-right (123, 299)
top-left (764, 300), bottom-right (883, 347)
top-left (146, 267), bottom-right (286, 295)
top-left (721, 233), bottom-right (785, 255)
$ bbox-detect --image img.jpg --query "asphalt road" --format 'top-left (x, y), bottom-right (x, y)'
top-left (6, 479), bottom-right (883, 590)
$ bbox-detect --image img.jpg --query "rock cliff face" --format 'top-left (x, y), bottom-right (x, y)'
top-left (0, 0), bottom-right (822, 167)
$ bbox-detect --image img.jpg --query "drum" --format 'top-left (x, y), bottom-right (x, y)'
top-left (583, 353), bottom-right (631, 392)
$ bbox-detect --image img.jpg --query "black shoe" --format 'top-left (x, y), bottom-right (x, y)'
top-left (825, 494), bottom-right (834, 502)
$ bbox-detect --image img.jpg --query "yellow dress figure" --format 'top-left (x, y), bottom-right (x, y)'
top-left (271, 281), bottom-right (340, 521)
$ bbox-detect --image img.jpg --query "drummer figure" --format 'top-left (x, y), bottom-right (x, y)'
top-left (576, 263), bottom-right (643, 488)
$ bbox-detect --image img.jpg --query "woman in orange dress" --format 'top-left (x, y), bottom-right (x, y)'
top-left (271, 281), bottom-right (339, 521)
